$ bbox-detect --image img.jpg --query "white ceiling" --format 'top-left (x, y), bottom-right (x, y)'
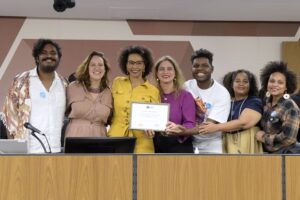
top-left (1, 0), bottom-right (300, 21)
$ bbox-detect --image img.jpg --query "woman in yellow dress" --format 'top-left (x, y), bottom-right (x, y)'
top-left (108, 46), bottom-right (160, 153)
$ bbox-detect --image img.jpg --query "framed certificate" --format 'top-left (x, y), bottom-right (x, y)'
top-left (129, 102), bottom-right (170, 131)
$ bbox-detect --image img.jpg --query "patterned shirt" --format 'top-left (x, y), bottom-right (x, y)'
top-left (260, 97), bottom-right (300, 152)
top-left (2, 68), bottom-right (68, 139)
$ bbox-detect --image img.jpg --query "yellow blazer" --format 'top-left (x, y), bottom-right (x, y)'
top-left (108, 76), bottom-right (160, 153)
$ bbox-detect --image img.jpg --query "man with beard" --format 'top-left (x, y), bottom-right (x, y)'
top-left (2, 39), bottom-right (67, 153)
top-left (165, 49), bottom-right (231, 153)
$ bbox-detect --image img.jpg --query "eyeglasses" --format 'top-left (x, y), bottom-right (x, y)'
top-left (127, 60), bottom-right (144, 66)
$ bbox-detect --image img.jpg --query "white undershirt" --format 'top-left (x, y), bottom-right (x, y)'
top-left (28, 68), bottom-right (65, 153)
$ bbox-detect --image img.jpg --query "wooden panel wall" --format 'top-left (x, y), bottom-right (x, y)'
top-left (0, 155), bottom-right (132, 200)
top-left (286, 156), bottom-right (300, 200)
top-left (282, 41), bottom-right (300, 90)
top-left (138, 155), bottom-right (282, 200)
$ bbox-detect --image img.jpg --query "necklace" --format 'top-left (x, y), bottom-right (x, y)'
top-left (162, 93), bottom-right (173, 102)
top-left (162, 89), bottom-right (175, 101)
top-left (230, 96), bottom-right (248, 146)
top-left (87, 87), bottom-right (102, 94)
top-left (230, 96), bottom-right (248, 120)
top-left (162, 93), bottom-right (169, 101)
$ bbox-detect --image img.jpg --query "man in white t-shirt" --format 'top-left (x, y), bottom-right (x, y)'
top-left (3, 39), bottom-right (67, 153)
top-left (185, 48), bottom-right (230, 153)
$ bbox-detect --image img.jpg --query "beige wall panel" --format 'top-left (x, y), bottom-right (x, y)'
top-left (138, 155), bottom-right (282, 200)
top-left (0, 155), bottom-right (132, 200)
top-left (285, 156), bottom-right (300, 200)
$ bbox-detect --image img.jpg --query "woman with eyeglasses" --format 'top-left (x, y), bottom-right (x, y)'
top-left (65, 51), bottom-right (113, 138)
top-left (108, 45), bottom-right (160, 153)
top-left (256, 61), bottom-right (300, 154)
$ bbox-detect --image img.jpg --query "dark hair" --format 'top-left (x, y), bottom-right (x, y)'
top-left (191, 48), bottom-right (213, 66)
top-left (118, 45), bottom-right (154, 78)
top-left (260, 61), bottom-right (297, 94)
top-left (223, 69), bottom-right (259, 98)
top-left (32, 39), bottom-right (62, 66)
top-left (75, 51), bottom-right (110, 91)
top-left (67, 72), bottom-right (76, 83)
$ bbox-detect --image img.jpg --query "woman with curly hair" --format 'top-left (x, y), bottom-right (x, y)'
top-left (65, 51), bottom-right (112, 138)
top-left (108, 45), bottom-right (160, 153)
top-left (256, 61), bottom-right (300, 154)
top-left (198, 69), bottom-right (263, 153)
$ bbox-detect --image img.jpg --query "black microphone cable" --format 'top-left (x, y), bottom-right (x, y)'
top-left (30, 131), bottom-right (48, 153)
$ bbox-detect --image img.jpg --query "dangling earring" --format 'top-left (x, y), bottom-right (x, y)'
top-left (173, 77), bottom-right (177, 82)
top-left (283, 91), bottom-right (290, 99)
top-left (265, 91), bottom-right (271, 98)
top-left (156, 78), bottom-right (159, 82)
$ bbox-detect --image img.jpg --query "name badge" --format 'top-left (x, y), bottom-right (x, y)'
top-left (40, 91), bottom-right (46, 98)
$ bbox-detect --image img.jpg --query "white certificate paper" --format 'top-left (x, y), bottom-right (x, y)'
top-left (130, 102), bottom-right (170, 131)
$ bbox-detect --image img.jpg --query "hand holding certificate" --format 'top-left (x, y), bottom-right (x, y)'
top-left (130, 102), bottom-right (170, 131)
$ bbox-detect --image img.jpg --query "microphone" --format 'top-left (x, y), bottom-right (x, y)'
top-left (24, 122), bottom-right (52, 153)
top-left (24, 122), bottom-right (41, 134)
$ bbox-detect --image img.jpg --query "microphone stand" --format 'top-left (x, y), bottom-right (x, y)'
top-left (30, 131), bottom-right (48, 153)
top-left (25, 122), bottom-right (52, 153)
top-left (39, 132), bottom-right (52, 153)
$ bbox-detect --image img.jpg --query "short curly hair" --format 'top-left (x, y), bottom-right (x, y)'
top-left (223, 69), bottom-right (259, 98)
top-left (75, 51), bottom-right (110, 91)
top-left (118, 45), bottom-right (154, 78)
top-left (260, 61), bottom-right (297, 94)
top-left (191, 48), bottom-right (213, 66)
top-left (32, 39), bottom-right (62, 66)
